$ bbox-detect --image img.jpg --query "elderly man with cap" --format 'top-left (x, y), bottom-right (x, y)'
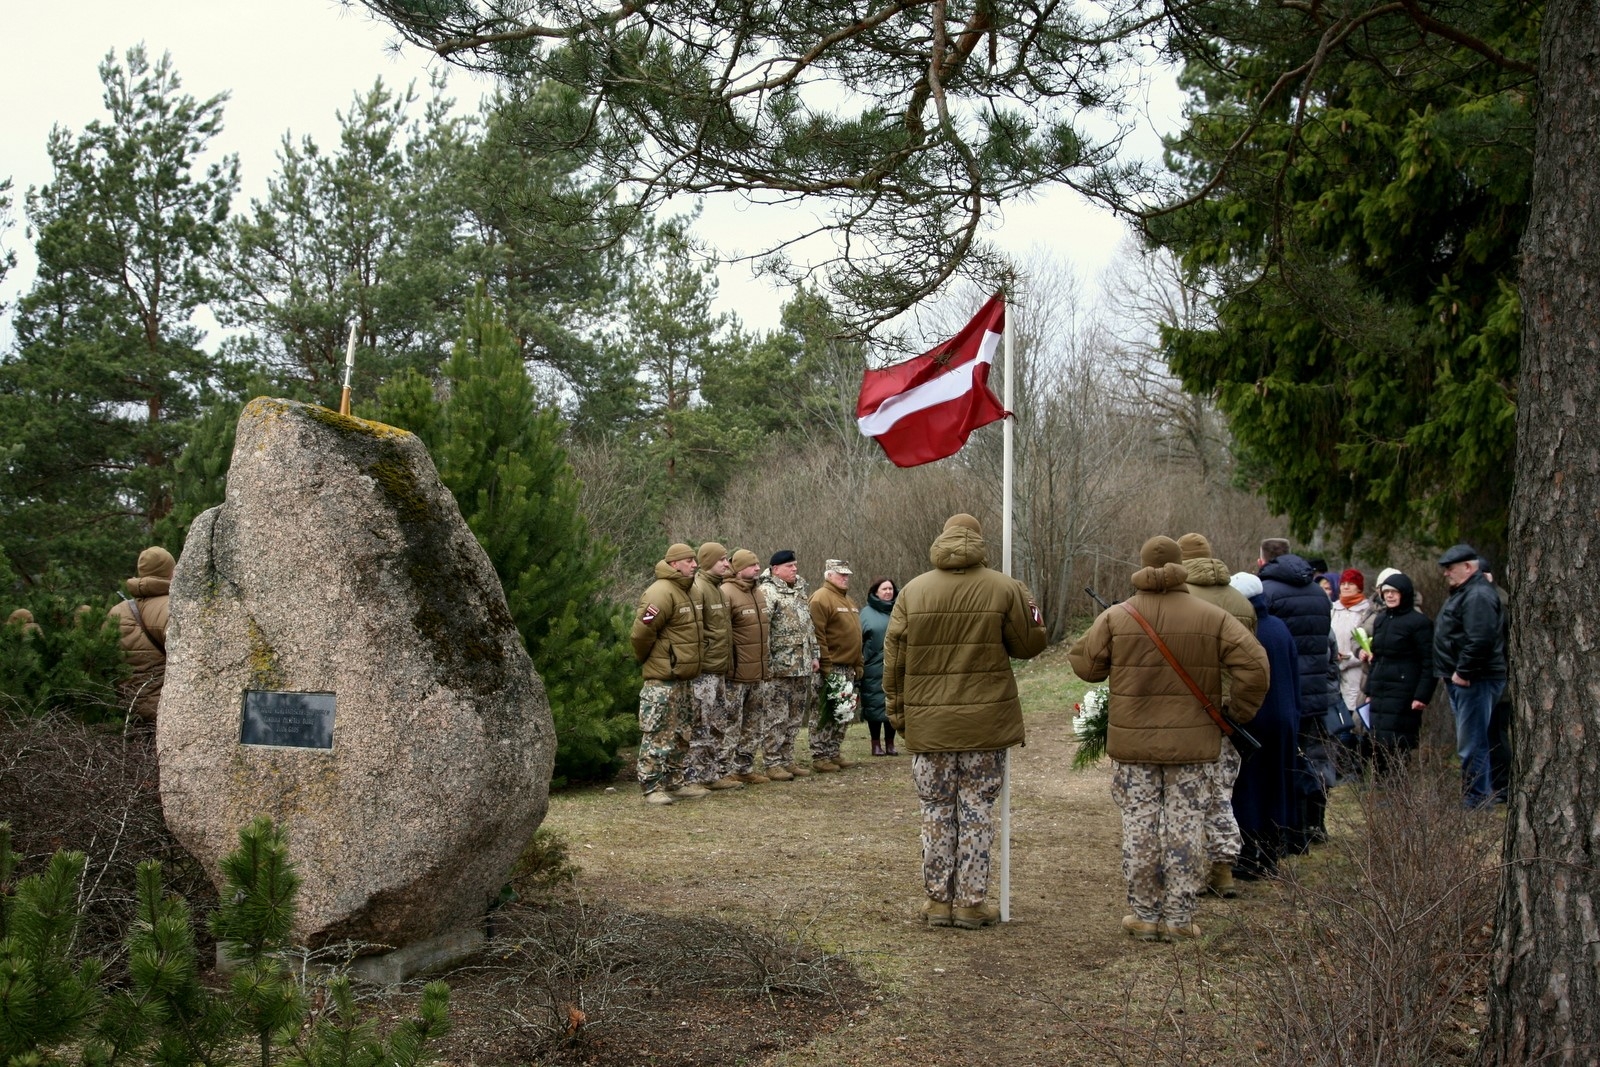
top-left (630, 542), bottom-right (704, 805)
top-left (886, 514), bottom-right (1048, 930)
top-left (723, 548), bottom-right (773, 783)
top-left (1069, 536), bottom-right (1268, 941)
top-left (809, 559), bottom-right (863, 772)
top-left (1433, 543), bottom-right (1507, 807)
top-left (107, 546), bottom-right (176, 722)
top-left (1178, 531), bottom-right (1258, 899)
top-left (686, 541), bottom-right (744, 792)
top-left (759, 549), bottom-right (820, 779)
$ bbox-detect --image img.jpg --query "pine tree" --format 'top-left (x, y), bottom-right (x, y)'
top-left (0, 46), bottom-right (238, 590)
top-left (377, 297), bottom-right (637, 784)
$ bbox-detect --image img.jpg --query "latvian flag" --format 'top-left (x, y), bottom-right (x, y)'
top-left (856, 293), bottom-right (1010, 467)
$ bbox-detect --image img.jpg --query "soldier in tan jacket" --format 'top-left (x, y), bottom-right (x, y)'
top-left (107, 546), bottom-right (175, 722)
top-left (808, 559), bottom-right (863, 772)
top-left (631, 543), bottom-right (702, 805)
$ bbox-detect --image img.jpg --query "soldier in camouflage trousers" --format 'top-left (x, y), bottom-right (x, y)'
top-left (758, 550), bottom-right (819, 777)
top-left (687, 542), bottom-right (742, 789)
top-left (1110, 761), bottom-right (1211, 930)
top-left (630, 543), bottom-right (703, 805)
top-left (809, 559), bottom-right (863, 771)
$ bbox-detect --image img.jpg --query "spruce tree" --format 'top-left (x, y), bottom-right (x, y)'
top-left (377, 297), bottom-right (636, 784)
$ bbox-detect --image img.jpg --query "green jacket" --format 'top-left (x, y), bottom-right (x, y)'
top-left (692, 571), bottom-right (733, 675)
top-left (883, 526), bottom-right (1048, 752)
top-left (631, 562), bottom-right (701, 681)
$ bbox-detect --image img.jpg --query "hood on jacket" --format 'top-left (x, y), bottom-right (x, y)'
top-left (654, 559), bottom-right (694, 589)
top-left (1183, 556), bottom-right (1233, 587)
top-left (1379, 571), bottom-right (1417, 614)
top-left (929, 525), bottom-right (987, 571)
top-left (136, 546), bottom-right (175, 580)
top-left (1260, 553), bottom-right (1315, 587)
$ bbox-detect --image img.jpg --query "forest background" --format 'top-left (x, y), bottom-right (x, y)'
top-left (0, 0), bottom-right (1523, 788)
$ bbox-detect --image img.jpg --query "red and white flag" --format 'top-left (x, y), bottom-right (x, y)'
top-left (856, 293), bottom-right (1009, 467)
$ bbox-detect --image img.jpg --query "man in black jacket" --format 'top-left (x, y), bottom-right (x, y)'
top-left (1433, 544), bottom-right (1507, 808)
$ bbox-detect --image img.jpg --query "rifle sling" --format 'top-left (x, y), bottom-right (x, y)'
top-left (1118, 602), bottom-right (1235, 738)
top-left (126, 597), bottom-right (166, 657)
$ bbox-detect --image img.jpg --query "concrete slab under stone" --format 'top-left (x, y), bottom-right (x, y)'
top-left (346, 926), bottom-right (487, 986)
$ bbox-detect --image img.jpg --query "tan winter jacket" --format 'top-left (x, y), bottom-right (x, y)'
top-left (1183, 556), bottom-right (1256, 633)
top-left (107, 546), bottom-right (175, 721)
top-left (883, 525), bottom-right (1048, 753)
top-left (692, 572), bottom-right (733, 676)
top-left (810, 580), bottom-right (863, 675)
top-left (724, 576), bottom-right (769, 683)
top-left (631, 562), bottom-right (701, 681)
top-left (1068, 561), bottom-right (1269, 765)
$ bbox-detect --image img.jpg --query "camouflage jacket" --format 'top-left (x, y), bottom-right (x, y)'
top-left (758, 569), bottom-right (818, 678)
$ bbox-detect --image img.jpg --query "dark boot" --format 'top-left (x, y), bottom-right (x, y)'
top-left (871, 739), bottom-right (884, 756)
top-left (885, 738), bottom-right (898, 756)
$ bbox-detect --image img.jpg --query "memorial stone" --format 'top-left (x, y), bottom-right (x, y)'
top-left (158, 398), bottom-right (554, 966)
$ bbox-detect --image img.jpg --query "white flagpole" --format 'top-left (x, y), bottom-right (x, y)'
top-left (1000, 289), bottom-right (1015, 923)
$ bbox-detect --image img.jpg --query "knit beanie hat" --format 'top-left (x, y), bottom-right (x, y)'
top-left (1229, 572), bottom-right (1264, 599)
top-left (1140, 536), bottom-right (1182, 568)
top-left (697, 542), bottom-right (728, 569)
top-left (729, 548), bottom-right (760, 571)
top-left (944, 513), bottom-right (982, 534)
top-left (664, 542), bottom-right (695, 563)
top-left (1177, 532), bottom-right (1213, 561)
top-left (1340, 567), bottom-right (1365, 592)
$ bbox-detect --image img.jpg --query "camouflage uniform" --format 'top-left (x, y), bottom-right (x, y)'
top-left (687, 673), bottom-right (741, 781)
top-left (1110, 760), bottom-right (1210, 925)
top-left (912, 750), bottom-right (1007, 907)
top-left (1204, 738), bottom-right (1243, 865)
top-left (637, 680), bottom-right (693, 794)
top-left (687, 555), bottom-right (734, 783)
top-left (726, 679), bottom-right (763, 775)
top-left (759, 568), bottom-right (818, 768)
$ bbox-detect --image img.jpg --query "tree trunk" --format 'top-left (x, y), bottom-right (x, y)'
top-left (1490, 0), bottom-right (1600, 1060)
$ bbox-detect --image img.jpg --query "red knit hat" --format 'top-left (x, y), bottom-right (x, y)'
top-left (1340, 568), bottom-right (1365, 591)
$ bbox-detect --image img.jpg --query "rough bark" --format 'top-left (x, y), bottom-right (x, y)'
top-left (1490, 0), bottom-right (1600, 1061)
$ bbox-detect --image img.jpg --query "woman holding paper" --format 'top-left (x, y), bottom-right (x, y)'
top-left (1358, 572), bottom-right (1437, 775)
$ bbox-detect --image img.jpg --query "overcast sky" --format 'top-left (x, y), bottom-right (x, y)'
top-left (1, 0), bottom-right (1178, 341)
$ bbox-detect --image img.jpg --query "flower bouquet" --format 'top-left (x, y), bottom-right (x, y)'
top-left (1071, 686), bottom-right (1110, 769)
top-left (1352, 626), bottom-right (1372, 655)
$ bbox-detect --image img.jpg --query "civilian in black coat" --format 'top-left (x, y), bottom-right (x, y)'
top-left (1359, 572), bottom-right (1436, 776)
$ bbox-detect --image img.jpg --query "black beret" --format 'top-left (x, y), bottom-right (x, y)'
top-left (1437, 543), bottom-right (1479, 566)
top-left (769, 549), bottom-right (796, 567)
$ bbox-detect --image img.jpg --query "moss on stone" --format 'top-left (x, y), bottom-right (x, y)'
top-left (369, 458), bottom-right (434, 523)
top-left (302, 403), bottom-right (413, 441)
top-left (246, 617), bottom-right (285, 690)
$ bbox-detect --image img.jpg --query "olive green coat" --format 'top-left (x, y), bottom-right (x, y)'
top-left (723, 576), bottom-right (769, 683)
top-left (810, 579), bottom-right (863, 675)
top-left (692, 571), bottom-right (733, 675)
top-left (631, 562), bottom-right (701, 681)
top-left (883, 525), bottom-right (1048, 753)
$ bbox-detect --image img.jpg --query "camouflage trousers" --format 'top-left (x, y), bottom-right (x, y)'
top-left (912, 750), bottom-right (1006, 908)
top-left (686, 673), bottom-right (738, 783)
top-left (809, 668), bottom-right (858, 761)
top-left (1204, 739), bottom-right (1243, 865)
top-left (1110, 760), bottom-right (1210, 925)
top-left (760, 675), bottom-right (814, 770)
top-left (727, 680), bottom-right (766, 776)
top-left (636, 679), bottom-right (692, 795)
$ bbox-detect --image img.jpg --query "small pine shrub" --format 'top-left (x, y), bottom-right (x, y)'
top-left (0, 592), bottom-right (127, 722)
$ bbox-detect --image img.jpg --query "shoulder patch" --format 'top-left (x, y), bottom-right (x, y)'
top-left (641, 603), bottom-right (659, 624)
top-left (1030, 601), bottom-right (1043, 626)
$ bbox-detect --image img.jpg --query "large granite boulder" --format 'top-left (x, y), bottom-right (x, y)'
top-left (159, 397), bottom-right (554, 952)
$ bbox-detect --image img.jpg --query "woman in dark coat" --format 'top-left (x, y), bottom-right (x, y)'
top-left (1359, 571), bottom-right (1436, 776)
top-left (859, 576), bottom-right (899, 755)
top-left (1228, 572), bottom-right (1302, 880)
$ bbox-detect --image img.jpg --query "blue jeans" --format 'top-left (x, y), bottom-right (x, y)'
top-left (1447, 678), bottom-right (1507, 807)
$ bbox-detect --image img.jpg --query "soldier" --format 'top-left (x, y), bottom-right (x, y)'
top-left (809, 559), bottom-right (863, 772)
top-left (758, 549), bottom-right (819, 780)
top-left (630, 542), bottom-right (704, 805)
top-left (1178, 531), bottom-right (1260, 900)
top-left (687, 541), bottom-right (743, 791)
top-left (107, 546), bottom-right (175, 722)
top-left (1070, 536), bottom-right (1268, 941)
top-left (885, 514), bottom-right (1048, 930)
top-left (723, 549), bottom-right (774, 783)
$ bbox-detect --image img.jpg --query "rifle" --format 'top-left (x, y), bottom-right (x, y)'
top-left (1083, 587), bottom-right (1262, 758)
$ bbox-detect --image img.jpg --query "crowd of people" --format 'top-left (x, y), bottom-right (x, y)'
top-left (1066, 534), bottom-right (1511, 942)
top-left (625, 523), bottom-right (1513, 942)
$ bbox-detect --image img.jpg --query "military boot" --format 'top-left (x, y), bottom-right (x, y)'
top-left (1121, 914), bottom-right (1163, 941)
top-left (811, 760), bottom-right (841, 773)
top-left (952, 903), bottom-right (1000, 929)
top-left (708, 776), bottom-right (745, 790)
top-left (737, 771), bottom-right (770, 784)
top-left (671, 783), bottom-right (711, 799)
top-left (1163, 920), bottom-right (1202, 940)
top-left (785, 764), bottom-right (813, 777)
top-left (643, 791), bottom-right (676, 806)
top-left (764, 766), bottom-right (794, 782)
top-left (833, 755), bottom-right (856, 769)
top-left (921, 899), bottom-right (953, 928)
top-left (1208, 861), bottom-right (1239, 898)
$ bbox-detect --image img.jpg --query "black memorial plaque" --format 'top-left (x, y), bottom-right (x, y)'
top-left (240, 690), bottom-right (336, 750)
